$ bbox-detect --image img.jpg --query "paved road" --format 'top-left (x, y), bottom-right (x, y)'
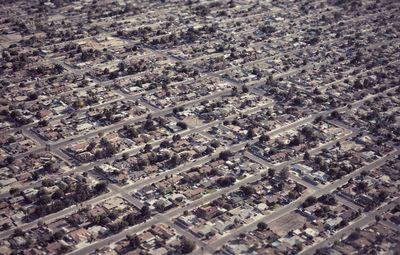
top-left (72, 133), bottom-right (398, 255)
top-left (300, 197), bottom-right (400, 255)
top-left (1, 6), bottom-right (398, 255)
top-left (2, 75), bottom-right (395, 254)
top-left (8, 35), bottom-right (399, 165)
top-left (205, 149), bottom-right (399, 252)
top-left (3, 82), bottom-right (394, 247)
top-left (66, 111), bottom-right (324, 255)
top-left (0, 190), bottom-right (116, 240)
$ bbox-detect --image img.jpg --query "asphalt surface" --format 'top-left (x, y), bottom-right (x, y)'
top-left (1, 8), bottom-right (399, 255)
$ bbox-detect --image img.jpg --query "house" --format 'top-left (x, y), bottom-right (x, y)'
top-left (16, 171), bottom-right (32, 182)
top-left (304, 228), bottom-right (319, 238)
top-left (312, 171), bottom-right (329, 183)
top-left (87, 225), bottom-right (108, 239)
top-left (225, 244), bottom-right (249, 255)
top-left (356, 194), bottom-right (374, 207)
top-left (102, 197), bottom-right (127, 211)
top-left (213, 218), bottom-right (236, 234)
top-left (150, 224), bottom-right (175, 239)
top-left (196, 206), bottom-right (221, 220)
top-left (76, 123), bottom-right (93, 132)
top-left (269, 152), bottom-right (288, 162)
top-left (185, 188), bottom-right (204, 200)
top-left (190, 224), bottom-right (214, 238)
top-left (68, 228), bottom-right (92, 243)
top-left (325, 217), bottom-right (343, 230)
top-left (0, 178), bottom-right (17, 187)
top-left (89, 206), bottom-right (106, 218)
top-left (151, 247), bottom-right (168, 255)
top-left (46, 241), bottom-right (64, 255)
top-left (292, 164), bottom-right (313, 175)
top-left (361, 151), bottom-right (376, 161)
top-left (69, 142), bottom-right (88, 154)
top-left (47, 219), bottom-right (70, 234)
top-left (138, 231), bottom-right (156, 246)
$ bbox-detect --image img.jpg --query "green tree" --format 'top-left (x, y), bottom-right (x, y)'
top-left (94, 182), bottom-right (108, 194)
top-left (127, 234), bottom-right (141, 249)
top-left (303, 196), bottom-right (317, 207)
top-left (257, 222), bottom-right (268, 231)
top-left (219, 150), bottom-right (233, 161)
top-left (181, 237), bottom-right (196, 254)
top-left (280, 167), bottom-right (290, 180)
top-left (268, 168), bottom-right (276, 178)
top-left (246, 128), bottom-right (256, 139)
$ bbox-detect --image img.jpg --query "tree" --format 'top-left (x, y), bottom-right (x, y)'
top-left (294, 183), bottom-right (305, 193)
top-left (120, 210), bottom-right (133, 224)
top-left (43, 162), bottom-right (57, 173)
top-left (279, 167), bottom-right (289, 181)
top-left (144, 143), bottom-right (152, 153)
top-left (294, 242), bottom-right (303, 251)
top-left (217, 176), bottom-right (236, 187)
top-left (246, 128), bottom-right (256, 139)
top-left (314, 115), bottom-right (324, 123)
top-left (378, 191), bottom-right (388, 202)
top-left (268, 168), bottom-right (276, 178)
top-left (181, 237), bottom-right (196, 254)
top-left (240, 185), bottom-right (256, 197)
top-left (122, 152), bottom-right (129, 161)
top-left (13, 228), bottom-right (24, 237)
top-left (87, 141), bottom-right (97, 152)
top-left (303, 196), bottom-right (317, 208)
top-left (318, 194), bottom-right (337, 206)
top-left (140, 205), bottom-right (151, 219)
top-left (127, 234), bottom-right (141, 249)
top-left (9, 187), bottom-right (20, 195)
top-left (53, 229), bottom-right (66, 240)
top-left (155, 201), bottom-right (166, 212)
top-left (348, 231), bottom-right (360, 241)
top-left (242, 85), bottom-right (249, 93)
top-left (231, 87), bottom-right (238, 96)
top-left (339, 219), bottom-right (349, 228)
top-left (313, 87), bottom-right (321, 95)
top-left (4, 156), bottom-right (15, 165)
top-left (290, 135), bottom-right (303, 146)
top-left (38, 119), bottom-right (49, 127)
top-left (356, 181), bottom-right (369, 192)
top-left (219, 150), bottom-right (233, 161)
top-left (109, 71), bottom-right (119, 79)
top-left (315, 248), bottom-right (331, 255)
top-left (330, 110), bottom-right (341, 119)
top-left (28, 92), bottom-right (39, 101)
top-left (210, 140), bottom-right (220, 148)
top-left (118, 62), bottom-right (126, 72)
top-left (51, 189), bottom-right (65, 200)
top-left (2, 223), bottom-right (10, 230)
top-left (172, 134), bottom-right (181, 141)
top-left (177, 121), bottom-right (188, 130)
top-left (159, 140), bottom-right (170, 148)
top-left (304, 151), bottom-right (311, 160)
top-left (259, 134), bottom-right (270, 142)
top-left (257, 222), bottom-right (268, 231)
top-left (94, 182), bottom-right (108, 194)
top-left (42, 178), bottom-right (55, 187)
